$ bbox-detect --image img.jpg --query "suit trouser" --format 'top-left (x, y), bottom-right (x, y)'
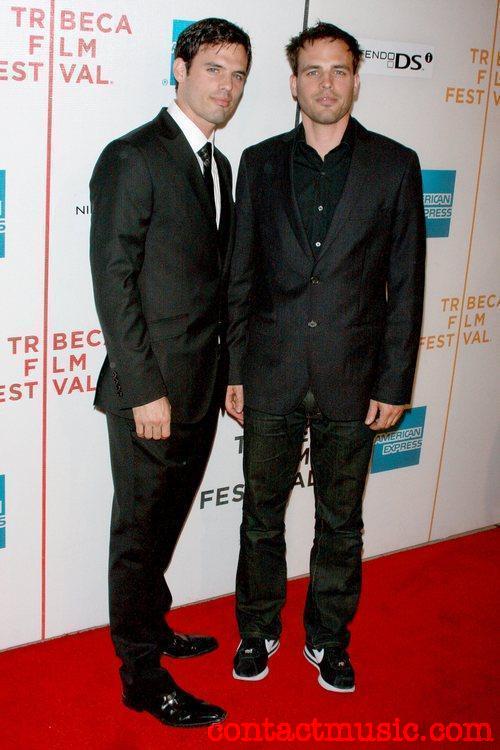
top-left (236, 392), bottom-right (374, 649)
top-left (105, 401), bottom-right (219, 685)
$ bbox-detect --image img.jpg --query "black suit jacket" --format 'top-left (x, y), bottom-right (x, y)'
top-left (90, 108), bottom-right (234, 423)
top-left (227, 117), bottom-right (426, 420)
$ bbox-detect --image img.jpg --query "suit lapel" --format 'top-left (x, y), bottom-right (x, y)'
top-left (214, 148), bottom-right (234, 274)
top-left (278, 134), bottom-right (315, 262)
top-left (315, 119), bottom-right (373, 262)
top-left (154, 108), bottom-right (218, 229)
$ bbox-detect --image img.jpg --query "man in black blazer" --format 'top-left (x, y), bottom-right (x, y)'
top-left (226, 22), bottom-right (425, 692)
top-left (90, 18), bottom-right (251, 727)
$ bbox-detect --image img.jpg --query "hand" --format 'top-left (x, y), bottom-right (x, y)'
top-left (132, 396), bottom-right (171, 439)
top-left (365, 399), bottom-right (405, 431)
top-left (225, 385), bottom-right (244, 425)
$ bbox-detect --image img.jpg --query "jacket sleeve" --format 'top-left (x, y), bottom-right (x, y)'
top-left (371, 150), bottom-right (426, 405)
top-left (89, 140), bottom-right (167, 409)
top-left (226, 151), bottom-right (256, 384)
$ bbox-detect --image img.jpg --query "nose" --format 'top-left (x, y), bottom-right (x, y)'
top-left (219, 72), bottom-right (233, 92)
top-left (320, 72), bottom-right (334, 88)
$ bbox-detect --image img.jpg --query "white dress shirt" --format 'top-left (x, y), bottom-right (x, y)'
top-left (168, 100), bottom-right (221, 227)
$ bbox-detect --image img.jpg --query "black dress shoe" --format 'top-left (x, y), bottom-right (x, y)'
top-left (160, 632), bottom-right (218, 658)
top-left (123, 683), bottom-right (226, 728)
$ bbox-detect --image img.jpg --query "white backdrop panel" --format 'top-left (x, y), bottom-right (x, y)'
top-left (0, 0), bottom-right (498, 649)
top-left (431, 86), bottom-right (500, 538)
top-left (0, 0), bottom-right (51, 648)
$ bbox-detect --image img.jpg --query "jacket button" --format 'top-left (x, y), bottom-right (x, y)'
top-left (308, 320), bottom-right (318, 328)
top-left (310, 276), bottom-right (320, 285)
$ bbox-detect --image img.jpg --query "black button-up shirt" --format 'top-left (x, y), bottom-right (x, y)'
top-left (293, 117), bottom-right (355, 253)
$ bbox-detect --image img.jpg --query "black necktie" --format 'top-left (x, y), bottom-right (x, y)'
top-left (197, 142), bottom-right (216, 219)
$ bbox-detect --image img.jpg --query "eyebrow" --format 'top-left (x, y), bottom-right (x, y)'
top-left (302, 63), bottom-right (350, 71)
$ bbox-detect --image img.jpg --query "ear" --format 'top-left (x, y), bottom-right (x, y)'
top-left (289, 73), bottom-right (297, 100)
top-left (173, 57), bottom-right (187, 86)
top-left (353, 72), bottom-right (360, 99)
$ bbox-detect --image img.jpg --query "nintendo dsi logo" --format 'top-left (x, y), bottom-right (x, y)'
top-left (360, 39), bottom-right (434, 78)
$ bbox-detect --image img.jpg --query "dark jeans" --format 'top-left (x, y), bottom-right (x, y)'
top-left (236, 392), bottom-right (374, 649)
top-left (106, 402), bottom-right (219, 687)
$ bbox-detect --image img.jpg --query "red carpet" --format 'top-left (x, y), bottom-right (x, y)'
top-left (1, 529), bottom-right (498, 748)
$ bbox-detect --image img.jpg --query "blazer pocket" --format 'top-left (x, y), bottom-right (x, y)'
top-left (148, 313), bottom-right (188, 342)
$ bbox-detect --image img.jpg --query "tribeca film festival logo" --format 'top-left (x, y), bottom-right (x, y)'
top-left (421, 170), bottom-right (456, 238)
top-left (0, 7), bottom-right (132, 85)
top-left (198, 429), bottom-right (313, 510)
top-left (166, 19), bottom-right (193, 86)
top-left (371, 407), bottom-right (427, 474)
top-left (0, 330), bottom-right (103, 404)
top-left (445, 47), bottom-right (500, 106)
top-left (0, 170), bottom-right (5, 259)
top-left (420, 294), bottom-right (498, 351)
top-left (0, 475), bottom-right (5, 550)
top-left (360, 39), bottom-right (434, 78)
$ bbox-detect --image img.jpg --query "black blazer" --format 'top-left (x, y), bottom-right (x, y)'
top-left (90, 109), bottom-right (234, 423)
top-left (227, 118), bottom-right (426, 420)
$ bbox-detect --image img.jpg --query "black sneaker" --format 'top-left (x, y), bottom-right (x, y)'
top-left (232, 637), bottom-right (280, 681)
top-left (304, 644), bottom-right (355, 692)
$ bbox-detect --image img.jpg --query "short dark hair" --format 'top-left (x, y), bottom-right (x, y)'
top-left (175, 17), bottom-right (252, 76)
top-left (286, 21), bottom-right (361, 75)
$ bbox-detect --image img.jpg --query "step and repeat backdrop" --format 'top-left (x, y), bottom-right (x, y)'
top-left (0, 0), bottom-right (498, 649)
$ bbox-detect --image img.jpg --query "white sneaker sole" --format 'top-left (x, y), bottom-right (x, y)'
top-left (232, 640), bottom-right (280, 681)
top-left (303, 646), bottom-right (355, 693)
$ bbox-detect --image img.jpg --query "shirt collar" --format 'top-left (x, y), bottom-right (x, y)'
top-left (168, 100), bottom-right (214, 156)
top-left (295, 115), bottom-right (355, 154)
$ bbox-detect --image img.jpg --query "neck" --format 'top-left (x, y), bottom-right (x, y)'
top-left (175, 97), bottom-right (214, 139)
top-left (301, 113), bottom-right (350, 159)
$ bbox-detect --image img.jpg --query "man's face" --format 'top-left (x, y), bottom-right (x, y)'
top-left (174, 43), bottom-right (248, 135)
top-left (290, 38), bottom-right (359, 126)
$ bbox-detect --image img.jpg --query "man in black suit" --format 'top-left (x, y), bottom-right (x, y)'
top-left (90, 18), bottom-right (251, 727)
top-left (226, 22), bottom-right (425, 692)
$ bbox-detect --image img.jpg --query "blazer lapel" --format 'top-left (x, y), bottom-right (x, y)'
top-left (278, 132), bottom-right (315, 262)
top-left (214, 148), bottom-right (234, 274)
top-left (154, 108), bottom-right (218, 228)
top-left (315, 119), bottom-right (373, 262)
